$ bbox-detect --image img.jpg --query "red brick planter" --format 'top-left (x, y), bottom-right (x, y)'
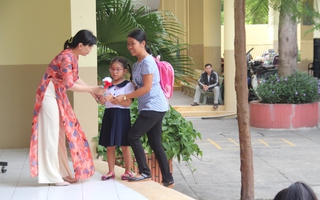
top-left (250, 101), bottom-right (319, 129)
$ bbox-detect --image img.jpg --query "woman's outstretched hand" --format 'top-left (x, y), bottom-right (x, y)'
top-left (92, 86), bottom-right (105, 96)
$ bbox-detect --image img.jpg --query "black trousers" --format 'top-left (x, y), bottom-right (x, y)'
top-left (128, 110), bottom-right (173, 183)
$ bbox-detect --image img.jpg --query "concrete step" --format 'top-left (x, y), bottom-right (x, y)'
top-left (172, 105), bottom-right (236, 118)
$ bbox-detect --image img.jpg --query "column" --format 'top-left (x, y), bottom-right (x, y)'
top-left (298, 0), bottom-right (314, 72)
top-left (203, 0), bottom-right (221, 74)
top-left (224, 0), bottom-right (236, 112)
top-left (70, 0), bottom-right (98, 157)
top-left (188, 0), bottom-right (204, 69)
top-left (268, 6), bottom-right (279, 52)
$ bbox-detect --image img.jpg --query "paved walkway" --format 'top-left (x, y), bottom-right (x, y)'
top-left (170, 92), bottom-right (320, 199)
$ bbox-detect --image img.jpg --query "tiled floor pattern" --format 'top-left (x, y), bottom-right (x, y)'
top-left (0, 148), bottom-right (148, 200)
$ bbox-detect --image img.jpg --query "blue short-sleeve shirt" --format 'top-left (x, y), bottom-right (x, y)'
top-left (132, 55), bottom-right (168, 112)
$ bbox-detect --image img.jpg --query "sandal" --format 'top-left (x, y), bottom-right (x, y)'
top-left (101, 172), bottom-right (115, 181)
top-left (213, 104), bottom-right (218, 109)
top-left (191, 102), bottom-right (199, 106)
top-left (62, 176), bottom-right (78, 183)
top-left (54, 181), bottom-right (70, 186)
top-left (128, 173), bottom-right (151, 182)
top-left (120, 171), bottom-right (133, 180)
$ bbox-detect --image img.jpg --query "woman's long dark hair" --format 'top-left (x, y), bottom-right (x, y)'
top-left (110, 56), bottom-right (132, 81)
top-left (274, 181), bottom-right (318, 200)
top-left (127, 29), bottom-right (152, 54)
top-left (284, 182), bottom-right (318, 200)
top-left (63, 29), bottom-right (97, 50)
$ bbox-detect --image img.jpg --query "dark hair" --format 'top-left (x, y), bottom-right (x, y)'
top-left (274, 188), bottom-right (288, 200)
top-left (275, 182), bottom-right (318, 200)
top-left (284, 182), bottom-right (318, 200)
top-left (204, 63), bottom-right (212, 68)
top-left (110, 56), bottom-right (132, 81)
top-left (127, 29), bottom-right (152, 54)
top-left (63, 29), bottom-right (97, 50)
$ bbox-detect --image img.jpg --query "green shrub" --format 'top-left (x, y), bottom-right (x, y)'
top-left (255, 72), bottom-right (320, 104)
top-left (94, 100), bottom-right (203, 164)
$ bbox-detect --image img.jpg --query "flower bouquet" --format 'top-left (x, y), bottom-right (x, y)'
top-left (102, 77), bottom-right (112, 89)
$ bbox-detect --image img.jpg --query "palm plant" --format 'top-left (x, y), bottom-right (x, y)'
top-left (245, 0), bottom-right (268, 24)
top-left (94, 0), bottom-right (202, 172)
top-left (96, 0), bottom-right (194, 82)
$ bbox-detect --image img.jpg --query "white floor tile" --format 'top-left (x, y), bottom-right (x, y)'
top-left (47, 194), bottom-right (83, 200)
top-left (0, 173), bottom-right (21, 183)
top-left (0, 185), bottom-right (15, 197)
top-left (11, 193), bottom-right (48, 200)
top-left (116, 187), bottom-right (148, 200)
top-left (1, 195), bottom-right (13, 200)
top-left (0, 148), bottom-right (149, 200)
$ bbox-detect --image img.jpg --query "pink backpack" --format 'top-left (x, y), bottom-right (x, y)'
top-left (154, 55), bottom-right (174, 99)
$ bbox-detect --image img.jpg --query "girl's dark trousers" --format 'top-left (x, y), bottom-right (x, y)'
top-left (128, 110), bottom-right (173, 183)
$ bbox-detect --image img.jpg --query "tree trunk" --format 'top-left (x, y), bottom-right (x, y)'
top-left (278, 6), bottom-right (298, 77)
top-left (234, 0), bottom-right (255, 199)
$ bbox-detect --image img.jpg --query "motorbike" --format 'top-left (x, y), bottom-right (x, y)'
top-left (219, 48), bottom-right (279, 102)
top-left (246, 48), bottom-right (258, 101)
top-left (247, 48), bottom-right (279, 101)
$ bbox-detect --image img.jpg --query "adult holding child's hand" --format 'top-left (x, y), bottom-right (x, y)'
top-left (116, 29), bottom-right (174, 188)
top-left (29, 29), bottom-right (101, 186)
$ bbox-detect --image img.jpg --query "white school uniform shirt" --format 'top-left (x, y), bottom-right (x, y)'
top-left (104, 80), bottom-right (134, 109)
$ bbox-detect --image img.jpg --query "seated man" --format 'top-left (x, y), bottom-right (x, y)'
top-left (191, 63), bottom-right (220, 109)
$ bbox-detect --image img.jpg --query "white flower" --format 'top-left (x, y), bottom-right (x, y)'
top-left (102, 77), bottom-right (112, 83)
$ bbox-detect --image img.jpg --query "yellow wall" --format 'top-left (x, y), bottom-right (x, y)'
top-left (299, 25), bottom-right (314, 72)
top-left (0, 0), bottom-right (70, 148)
top-left (0, 0), bottom-right (98, 157)
top-left (203, 0), bottom-right (221, 73)
top-left (221, 25), bottom-right (272, 59)
top-left (188, 0), bottom-right (204, 69)
top-left (0, 1), bottom-right (71, 65)
top-left (0, 65), bottom-right (46, 148)
top-left (221, 24), bottom-right (310, 65)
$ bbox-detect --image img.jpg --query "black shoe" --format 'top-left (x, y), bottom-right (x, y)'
top-left (191, 102), bottom-right (199, 106)
top-left (128, 173), bottom-right (151, 182)
top-left (162, 180), bottom-right (175, 188)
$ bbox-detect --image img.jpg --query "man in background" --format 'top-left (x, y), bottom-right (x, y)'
top-left (191, 63), bottom-right (220, 109)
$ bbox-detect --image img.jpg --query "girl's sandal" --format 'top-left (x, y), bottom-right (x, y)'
top-left (120, 171), bottom-right (133, 180)
top-left (101, 172), bottom-right (115, 181)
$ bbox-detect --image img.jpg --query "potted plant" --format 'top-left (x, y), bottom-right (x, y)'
top-left (250, 71), bottom-right (320, 129)
top-left (93, 101), bottom-right (203, 183)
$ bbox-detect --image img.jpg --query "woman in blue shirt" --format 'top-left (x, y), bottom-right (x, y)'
top-left (114, 29), bottom-right (174, 188)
